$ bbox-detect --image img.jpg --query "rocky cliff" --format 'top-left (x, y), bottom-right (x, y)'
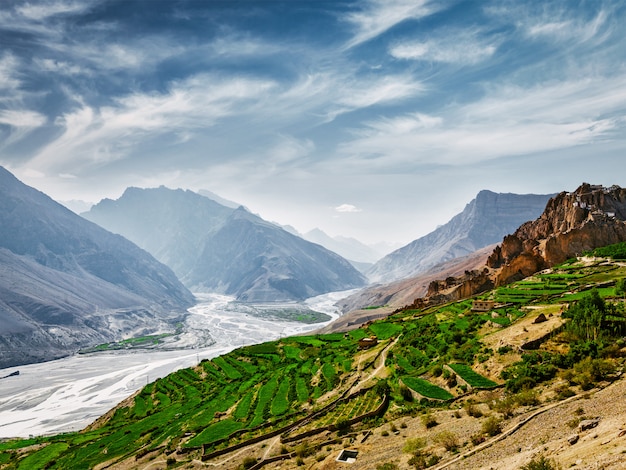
top-left (367, 190), bottom-right (553, 283)
top-left (487, 183), bottom-right (626, 285)
top-left (413, 183), bottom-right (626, 308)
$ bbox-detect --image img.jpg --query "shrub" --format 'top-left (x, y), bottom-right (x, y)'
top-left (464, 401), bottom-right (483, 418)
top-left (400, 385), bottom-right (414, 402)
top-left (241, 457), bottom-right (257, 469)
top-left (421, 413), bottom-right (438, 429)
top-left (403, 437), bottom-right (426, 455)
top-left (519, 454), bottom-right (560, 470)
top-left (482, 416), bottom-right (502, 436)
top-left (377, 464), bottom-right (399, 470)
top-left (515, 389), bottom-right (540, 406)
top-left (434, 431), bottom-right (459, 452)
top-left (407, 453), bottom-right (427, 469)
top-left (491, 396), bottom-right (516, 418)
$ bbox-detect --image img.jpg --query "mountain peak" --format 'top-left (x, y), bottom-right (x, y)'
top-left (367, 189), bottom-right (554, 283)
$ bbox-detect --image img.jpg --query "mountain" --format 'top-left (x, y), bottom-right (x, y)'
top-left (488, 183), bottom-right (626, 285)
top-left (422, 183), bottom-right (626, 307)
top-left (0, 167), bottom-right (195, 369)
top-left (303, 228), bottom-right (385, 267)
top-left (367, 190), bottom-right (554, 283)
top-left (84, 187), bottom-right (367, 302)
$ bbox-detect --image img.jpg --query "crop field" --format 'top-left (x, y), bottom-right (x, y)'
top-left (6, 251), bottom-right (626, 469)
top-left (402, 376), bottom-right (454, 400)
top-left (448, 363), bottom-right (497, 388)
top-left (369, 321), bottom-right (403, 340)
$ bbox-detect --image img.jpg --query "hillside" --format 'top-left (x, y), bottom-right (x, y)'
top-left (367, 190), bottom-right (553, 283)
top-left (84, 187), bottom-right (366, 302)
top-left (0, 168), bottom-right (195, 369)
top-left (422, 183), bottom-right (626, 308)
top-left (3, 244), bottom-right (625, 469)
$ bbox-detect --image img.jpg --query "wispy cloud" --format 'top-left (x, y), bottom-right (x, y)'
top-left (343, 0), bottom-right (440, 49)
top-left (389, 27), bottom-right (500, 64)
top-left (0, 53), bottom-right (21, 91)
top-left (29, 74), bottom-right (276, 172)
top-left (340, 75), bottom-right (626, 167)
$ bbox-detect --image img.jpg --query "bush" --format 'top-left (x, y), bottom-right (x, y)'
top-left (400, 385), bottom-right (414, 402)
top-left (434, 430), bottom-right (459, 452)
top-left (403, 437), bottom-right (426, 455)
top-left (482, 416), bottom-right (502, 436)
top-left (519, 454), bottom-right (560, 470)
top-left (421, 413), bottom-right (438, 429)
top-left (241, 457), bottom-right (257, 469)
top-left (514, 389), bottom-right (540, 406)
top-left (464, 401), bottom-right (483, 418)
top-left (377, 464), bottom-right (399, 470)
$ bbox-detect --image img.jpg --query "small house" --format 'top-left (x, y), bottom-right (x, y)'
top-left (358, 336), bottom-right (378, 350)
top-left (471, 300), bottom-right (495, 312)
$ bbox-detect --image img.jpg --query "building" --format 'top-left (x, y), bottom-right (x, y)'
top-left (471, 300), bottom-right (495, 312)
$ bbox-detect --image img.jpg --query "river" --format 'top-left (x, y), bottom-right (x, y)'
top-left (0, 290), bottom-right (353, 438)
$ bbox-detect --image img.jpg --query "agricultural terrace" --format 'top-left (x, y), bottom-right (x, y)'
top-left (4, 251), bottom-right (626, 469)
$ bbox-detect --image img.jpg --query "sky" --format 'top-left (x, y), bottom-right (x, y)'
top-left (1, 0), bottom-right (625, 246)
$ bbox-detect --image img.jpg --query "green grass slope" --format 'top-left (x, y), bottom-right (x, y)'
top-left (2, 245), bottom-right (626, 470)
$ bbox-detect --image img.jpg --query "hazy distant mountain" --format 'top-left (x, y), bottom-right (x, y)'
top-left (59, 199), bottom-right (93, 214)
top-left (303, 229), bottom-right (386, 266)
top-left (0, 168), bottom-right (195, 369)
top-left (84, 187), bottom-right (367, 302)
top-left (197, 189), bottom-right (241, 209)
top-left (367, 190), bottom-right (554, 283)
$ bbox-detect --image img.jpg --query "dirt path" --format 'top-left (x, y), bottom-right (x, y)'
top-left (350, 336), bottom-right (400, 394)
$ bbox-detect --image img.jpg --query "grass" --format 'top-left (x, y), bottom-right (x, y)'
top-left (9, 255), bottom-right (626, 468)
top-left (402, 377), bottom-right (454, 400)
top-left (448, 364), bottom-right (497, 388)
top-left (369, 322), bottom-right (403, 340)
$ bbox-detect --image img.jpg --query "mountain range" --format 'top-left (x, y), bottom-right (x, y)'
top-left (0, 167), bottom-right (195, 369)
top-left (83, 187), bottom-right (367, 302)
top-left (367, 189), bottom-right (554, 283)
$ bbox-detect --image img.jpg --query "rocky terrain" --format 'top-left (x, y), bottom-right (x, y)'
top-left (419, 184), bottom-right (626, 308)
top-left (367, 190), bottom-right (553, 283)
top-left (0, 167), bottom-right (195, 369)
top-left (488, 183), bottom-right (626, 285)
top-left (84, 187), bottom-right (366, 302)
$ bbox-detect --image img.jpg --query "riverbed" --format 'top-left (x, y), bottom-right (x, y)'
top-left (0, 290), bottom-right (353, 438)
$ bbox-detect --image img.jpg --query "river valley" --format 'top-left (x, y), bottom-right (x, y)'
top-left (0, 291), bottom-right (352, 439)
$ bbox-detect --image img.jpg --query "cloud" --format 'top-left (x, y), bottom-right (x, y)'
top-left (0, 109), bottom-right (47, 148)
top-left (335, 204), bottom-right (362, 213)
top-left (0, 109), bottom-right (46, 128)
top-left (343, 0), bottom-right (440, 49)
top-left (0, 53), bottom-right (21, 91)
top-left (340, 75), bottom-right (626, 167)
top-left (389, 27), bottom-right (500, 65)
top-left (29, 74), bottom-right (276, 172)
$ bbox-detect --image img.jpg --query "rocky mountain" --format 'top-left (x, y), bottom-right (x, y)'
top-left (0, 167), bottom-right (195, 369)
top-left (422, 183), bottom-right (626, 307)
top-left (367, 190), bottom-right (554, 283)
top-left (488, 183), bottom-right (626, 285)
top-left (84, 187), bottom-right (366, 302)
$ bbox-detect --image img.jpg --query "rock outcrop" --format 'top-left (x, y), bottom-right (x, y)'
top-left (406, 183), bottom-right (626, 309)
top-left (487, 183), bottom-right (626, 285)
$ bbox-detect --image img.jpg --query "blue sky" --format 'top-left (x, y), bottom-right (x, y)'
top-left (1, 0), bottom-right (625, 245)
